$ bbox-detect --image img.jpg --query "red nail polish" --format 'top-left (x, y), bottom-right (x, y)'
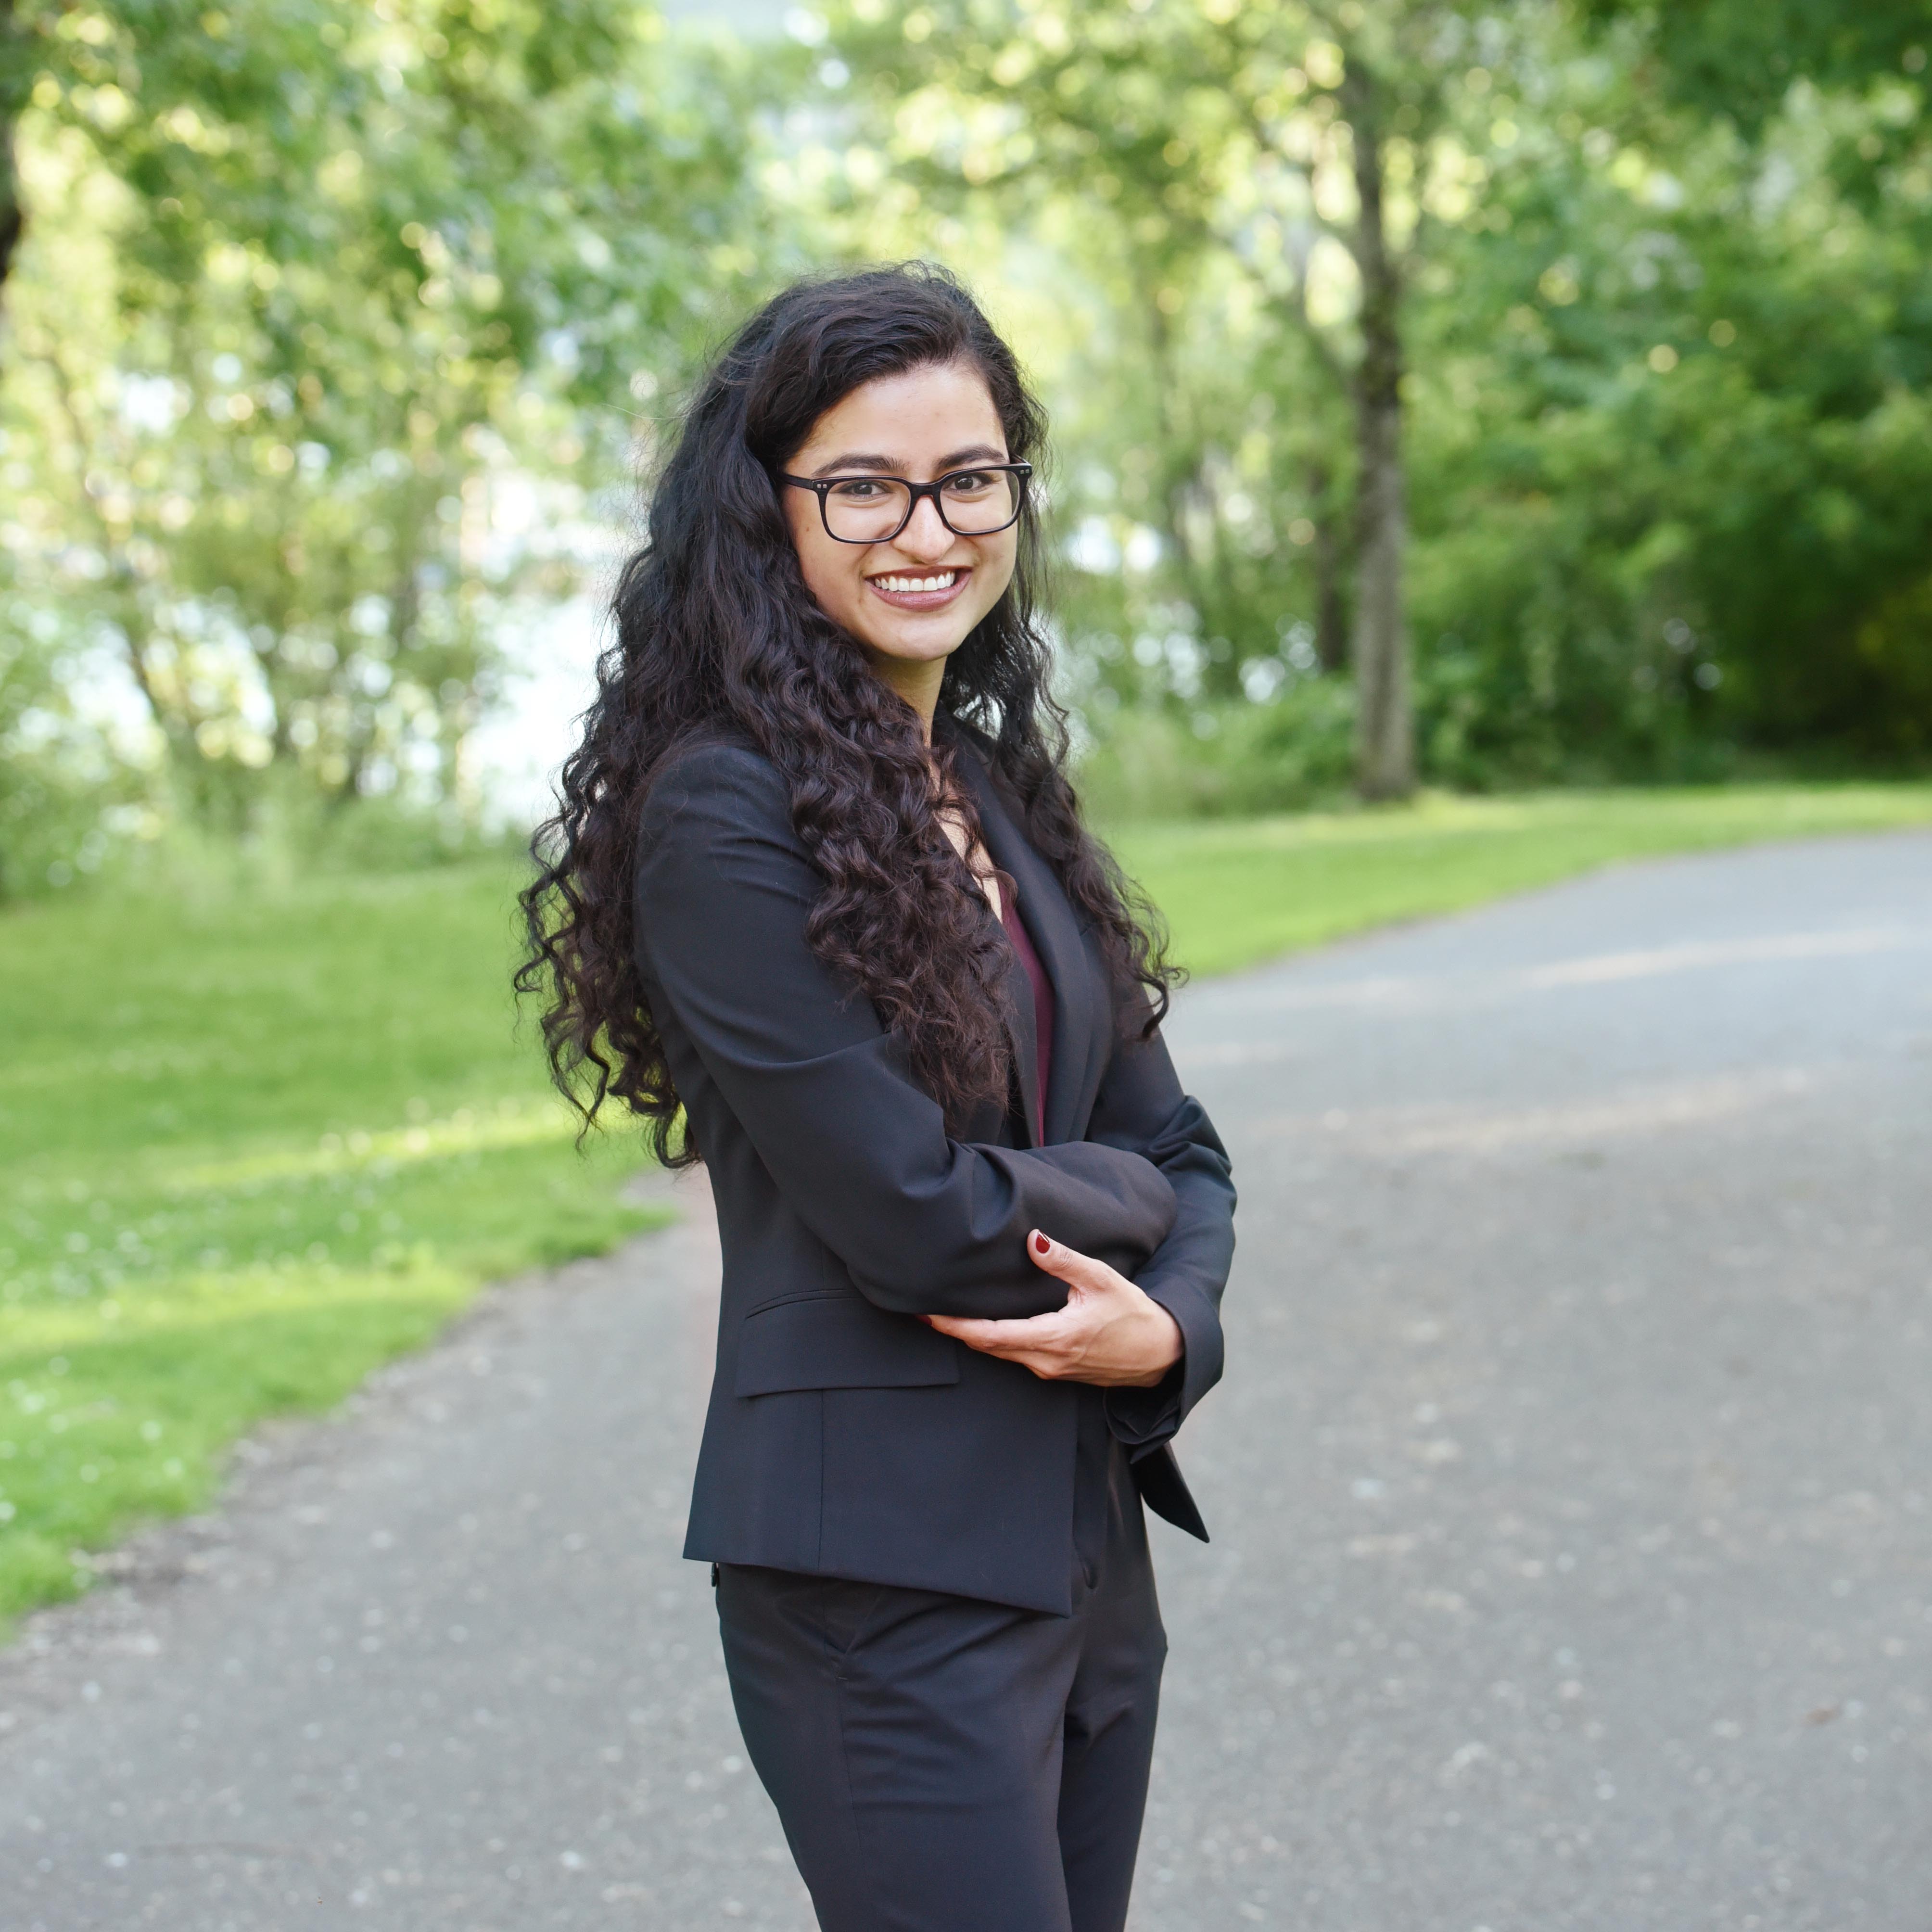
top-left (1032, 1232), bottom-right (1049, 1256)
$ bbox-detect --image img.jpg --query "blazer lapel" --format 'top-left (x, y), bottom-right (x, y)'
top-left (954, 739), bottom-right (1103, 1146)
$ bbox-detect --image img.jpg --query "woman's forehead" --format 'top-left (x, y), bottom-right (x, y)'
top-left (793, 362), bottom-right (1006, 473)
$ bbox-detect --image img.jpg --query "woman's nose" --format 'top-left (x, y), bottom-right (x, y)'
top-left (891, 494), bottom-right (956, 560)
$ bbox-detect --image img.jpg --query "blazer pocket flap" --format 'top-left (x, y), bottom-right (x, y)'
top-left (735, 1295), bottom-right (960, 1398)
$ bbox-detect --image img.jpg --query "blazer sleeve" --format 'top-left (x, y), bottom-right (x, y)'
top-left (634, 742), bottom-right (1177, 1322)
top-left (1084, 1007), bottom-right (1236, 1458)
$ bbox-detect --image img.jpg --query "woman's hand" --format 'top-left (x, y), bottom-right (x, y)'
top-left (923, 1230), bottom-right (1183, 1388)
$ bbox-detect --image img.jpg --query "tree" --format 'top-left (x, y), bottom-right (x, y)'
top-left (830, 0), bottom-right (1521, 798)
top-left (1386, 0), bottom-right (1932, 776)
top-left (4, 0), bottom-right (782, 826)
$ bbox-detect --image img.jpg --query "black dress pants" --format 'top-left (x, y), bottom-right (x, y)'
top-left (714, 1416), bottom-right (1167, 1932)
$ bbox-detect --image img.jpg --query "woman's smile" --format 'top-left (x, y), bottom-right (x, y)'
top-left (866, 566), bottom-right (972, 610)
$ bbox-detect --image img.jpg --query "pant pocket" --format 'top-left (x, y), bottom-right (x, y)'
top-left (810, 1577), bottom-right (889, 1663)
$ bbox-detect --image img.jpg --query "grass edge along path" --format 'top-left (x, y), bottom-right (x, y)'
top-left (0, 863), bottom-right (666, 1639)
top-left (1114, 782), bottom-right (1932, 979)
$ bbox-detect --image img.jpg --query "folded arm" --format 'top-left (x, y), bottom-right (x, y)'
top-left (894, 951), bottom-right (1235, 1433)
top-left (634, 744), bottom-right (1177, 1322)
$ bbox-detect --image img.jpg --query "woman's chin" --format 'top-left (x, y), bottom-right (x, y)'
top-left (856, 621), bottom-right (977, 669)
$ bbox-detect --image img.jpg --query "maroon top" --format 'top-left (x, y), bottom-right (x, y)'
top-left (996, 877), bottom-right (1055, 1145)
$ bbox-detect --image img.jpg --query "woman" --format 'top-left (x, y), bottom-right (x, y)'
top-left (520, 264), bottom-right (1235, 1932)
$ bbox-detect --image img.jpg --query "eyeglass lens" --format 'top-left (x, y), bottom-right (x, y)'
top-left (822, 470), bottom-right (1021, 542)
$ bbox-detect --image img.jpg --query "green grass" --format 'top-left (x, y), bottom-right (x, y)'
top-left (1116, 782), bottom-right (1932, 978)
top-left (4, 781), bottom-right (1932, 1636)
top-left (0, 861), bottom-right (662, 1632)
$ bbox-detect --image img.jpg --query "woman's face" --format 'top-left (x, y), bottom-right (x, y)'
top-left (780, 360), bottom-right (1020, 691)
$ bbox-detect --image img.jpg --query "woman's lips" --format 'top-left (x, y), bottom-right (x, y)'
top-left (865, 567), bottom-right (971, 612)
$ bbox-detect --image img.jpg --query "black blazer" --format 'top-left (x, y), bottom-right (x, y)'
top-left (634, 721), bottom-right (1236, 1615)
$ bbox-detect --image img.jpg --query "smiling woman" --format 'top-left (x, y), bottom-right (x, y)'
top-left (518, 264), bottom-right (1236, 1932)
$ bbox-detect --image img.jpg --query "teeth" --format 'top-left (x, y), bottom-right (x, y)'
top-left (874, 572), bottom-right (957, 594)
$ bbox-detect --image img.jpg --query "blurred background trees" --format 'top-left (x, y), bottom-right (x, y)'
top-left (1, 0), bottom-right (782, 887)
top-left (2, 0), bottom-right (1929, 892)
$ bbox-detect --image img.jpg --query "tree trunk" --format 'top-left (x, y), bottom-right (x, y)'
top-left (0, 2), bottom-right (22, 303)
top-left (0, 132), bottom-right (19, 304)
top-left (1305, 458), bottom-right (1349, 673)
top-left (1351, 381), bottom-right (1411, 796)
top-left (1343, 61), bottom-right (1415, 800)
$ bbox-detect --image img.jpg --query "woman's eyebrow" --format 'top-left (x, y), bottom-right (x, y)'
top-left (809, 443), bottom-right (1009, 478)
top-left (935, 443), bottom-right (1008, 470)
top-left (811, 451), bottom-right (901, 476)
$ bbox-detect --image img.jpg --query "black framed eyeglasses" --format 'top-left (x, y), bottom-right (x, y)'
top-left (778, 462), bottom-right (1032, 545)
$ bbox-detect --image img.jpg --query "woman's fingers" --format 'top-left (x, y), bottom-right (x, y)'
top-left (924, 1308), bottom-right (1081, 1377)
top-left (923, 1233), bottom-right (1179, 1385)
top-left (1025, 1229), bottom-right (1119, 1292)
top-left (928, 1297), bottom-right (1174, 1385)
top-left (926, 1309), bottom-right (1064, 1350)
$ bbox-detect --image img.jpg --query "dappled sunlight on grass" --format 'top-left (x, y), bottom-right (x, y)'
top-left (178, 1096), bottom-right (586, 1190)
top-left (0, 862), bottom-right (663, 1632)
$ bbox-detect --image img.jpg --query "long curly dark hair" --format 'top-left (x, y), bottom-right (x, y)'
top-left (518, 262), bottom-right (1178, 1167)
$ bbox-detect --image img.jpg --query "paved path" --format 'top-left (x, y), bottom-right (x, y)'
top-left (4, 832), bottom-right (1930, 1932)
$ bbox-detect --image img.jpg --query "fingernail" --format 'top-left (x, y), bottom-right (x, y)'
top-left (1031, 1232), bottom-right (1050, 1257)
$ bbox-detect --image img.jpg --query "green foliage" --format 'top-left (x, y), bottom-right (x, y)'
top-left (1398, 22), bottom-right (1932, 771)
top-left (1579, 1), bottom-right (1931, 134)
top-left (816, 0), bottom-right (1932, 794)
top-left (3, 0), bottom-right (789, 837)
top-left (1075, 681), bottom-right (1357, 821)
top-left (0, 551), bottom-right (154, 902)
top-left (0, 860), bottom-right (662, 1631)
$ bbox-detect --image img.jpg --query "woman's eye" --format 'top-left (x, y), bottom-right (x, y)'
top-left (943, 471), bottom-right (996, 495)
top-left (830, 479), bottom-right (887, 500)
